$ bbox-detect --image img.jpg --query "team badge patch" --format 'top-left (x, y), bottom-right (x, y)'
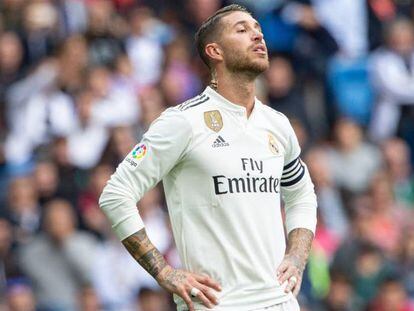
top-left (132, 143), bottom-right (147, 159)
top-left (268, 133), bottom-right (279, 155)
top-left (204, 110), bottom-right (223, 132)
top-left (125, 143), bottom-right (147, 169)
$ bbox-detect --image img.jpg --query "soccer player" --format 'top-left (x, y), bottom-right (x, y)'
top-left (99, 4), bottom-right (317, 311)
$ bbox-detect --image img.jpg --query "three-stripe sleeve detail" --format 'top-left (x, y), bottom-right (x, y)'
top-left (281, 157), bottom-right (305, 187)
top-left (178, 94), bottom-right (210, 111)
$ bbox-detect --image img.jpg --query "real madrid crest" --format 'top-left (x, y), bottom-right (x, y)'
top-left (204, 110), bottom-right (223, 132)
top-left (268, 133), bottom-right (279, 155)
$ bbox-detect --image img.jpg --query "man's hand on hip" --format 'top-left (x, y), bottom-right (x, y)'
top-left (276, 253), bottom-right (305, 296)
top-left (276, 228), bottom-right (314, 296)
top-left (156, 265), bottom-right (221, 311)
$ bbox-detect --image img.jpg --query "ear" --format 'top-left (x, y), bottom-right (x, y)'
top-left (205, 43), bottom-right (223, 63)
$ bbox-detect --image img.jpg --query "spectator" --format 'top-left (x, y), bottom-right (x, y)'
top-left (368, 276), bottom-right (414, 311)
top-left (0, 0), bottom-right (24, 31)
top-left (327, 118), bottom-right (382, 198)
top-left (5, 176), bottom-right (40, 243)
top-left (353, 243), bottom-right (396, 307)
top-left (366, 171), bottom-right (409, 256)
top-left (136, 287), bottom-right (171, 311)
top-left (85, 0), bottom-right (125, 67)
top-left (100, 126), bottom-right (136, 167)
top-left (20, 0), bottom-right (59, 67)
top-left (316, 270), bottom-right (363, 311)
top-left (78, 164), bottom-right (114, 238)
top-left (0, 218), bottom-right (17, 297)
top-left (369, 19), bottom-right (414, 149)
top-left (5, 278), bottom-right (36, 311)
top-left (88, 65), bottom-right (140, 128)
top-left (55, 0), bottom-right (88, 37)
top-left (79, 286), bottom-right (102, 311)
top-left (399, 227), bottom-right (414, 299)
top-left (19, 199), bottom-right (97, 311)
top-left (265, 55), bottom-right (311, 135)
top-left (125, 7), bottom-right (164, 88)
top-left (33, 160), bottom-right (59, 205)
top-left (66, 90), bottom-right (109, 169)
top-left (139, 86), bottom-right (167, 130)
top-left (160, 35), bottom-right (202, 106)
top-left (305, 147), bottom-right (348, 240)
top-left (57, 34), bottom-right (89, 93)
top-left (382, 136), bottom-right (414, 209)
top-left (6, 85), bottom-right (76, 164)
top-left (0, 31), bottom-right (25, 108)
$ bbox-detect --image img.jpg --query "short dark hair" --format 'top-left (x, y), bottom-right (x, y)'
top-left (195, 4), bottom-right (251, 69)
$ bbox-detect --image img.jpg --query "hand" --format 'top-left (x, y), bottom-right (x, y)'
top-left (276, 254), bottom-right (305, 296)
top-left (156, 265), bottom-right (222, 311)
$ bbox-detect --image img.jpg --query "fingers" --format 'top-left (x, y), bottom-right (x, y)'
top-left (161, 269), bottom-right (221, 310)
top-left (276, 261), bottom-right (289, 283)
top-left (194, 282), bottom-right (219, 306)
top-left (190, 285), bottom-right (215, 309)
top-left (278, 265), bottom-right (297, 284)
top-left (194, 273), bottom-right (222, 292)
top-left (179, 289), bottom-right (195, 311)
top-left (277, 259), bottom-right (302, 294)
top-left (293, 278), bottom-right (302, 296)
top-left (284, 274), bottom-right (300, 294)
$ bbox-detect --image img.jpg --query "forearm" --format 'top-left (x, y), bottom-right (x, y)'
top-left (122, 228), bottom-right (168, 280)
top-left (122, 228), bottom-right (221, 310)
top-left (285, 228), bottom-right (314, 270)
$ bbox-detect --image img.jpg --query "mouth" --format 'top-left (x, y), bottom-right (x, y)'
top-left (252, 45), bottom-right (267, 55)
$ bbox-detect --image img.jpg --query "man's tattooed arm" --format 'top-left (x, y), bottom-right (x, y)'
top-left (122, 228), bottom-right (168, 279)
top-left (285, 228), bottom-right (314, 270)
top-left (122, 228), bottom-right (222, 310)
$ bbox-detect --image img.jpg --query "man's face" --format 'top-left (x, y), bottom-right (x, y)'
top-left (217, 11), bottom-right (269, 75)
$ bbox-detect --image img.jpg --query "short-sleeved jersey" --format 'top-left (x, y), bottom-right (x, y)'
top-left (100, 86), bottom-right (317, 310)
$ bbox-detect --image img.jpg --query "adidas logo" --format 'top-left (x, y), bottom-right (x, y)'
top-left (212, 136), bottom-right (229, 148)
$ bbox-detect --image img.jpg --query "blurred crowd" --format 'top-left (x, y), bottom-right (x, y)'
top-left (0, 0), bottom-right (414, 310)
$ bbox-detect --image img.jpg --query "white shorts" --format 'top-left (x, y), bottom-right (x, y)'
top-left (194, 298), bottom-right (300, 311)
top-left (252, 298), bottom-right (300, 311)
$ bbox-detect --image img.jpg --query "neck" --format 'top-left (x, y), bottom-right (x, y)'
top-left (215, 70), bottom-right (257, 116)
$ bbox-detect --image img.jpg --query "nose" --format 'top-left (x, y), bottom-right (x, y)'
top-left (252, 30), bottom-right (263, 42)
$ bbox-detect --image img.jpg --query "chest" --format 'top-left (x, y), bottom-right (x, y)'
top-left (184, 113), bottom-right (286, 194)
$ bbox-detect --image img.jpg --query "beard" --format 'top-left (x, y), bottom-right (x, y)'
top-left (224, 49), bottom-right (269, 77)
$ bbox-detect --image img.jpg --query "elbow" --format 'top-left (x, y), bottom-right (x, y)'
top-left (98, 184), bottom-right (111, 214)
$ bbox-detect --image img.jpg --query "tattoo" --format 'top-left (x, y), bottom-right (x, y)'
top-left (164, 269), bottom-right (186, 290)
top-left (137, 248), bottom-right (167, 277)
top-left (122, 228), bottom-right (167, 278)
top-left (285, 228), bottom-right (314, 272)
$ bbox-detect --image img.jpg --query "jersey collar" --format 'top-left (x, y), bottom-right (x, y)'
top-left (204, 86), bottom-right (259, 115)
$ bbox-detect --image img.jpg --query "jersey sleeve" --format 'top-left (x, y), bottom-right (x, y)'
top-left (99, 108), bottom-right (192, 240)
top-left (281, 119), bottom-right (317, 235)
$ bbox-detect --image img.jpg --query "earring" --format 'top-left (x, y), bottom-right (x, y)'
top-left (210, 79), bottom-right (218, 90)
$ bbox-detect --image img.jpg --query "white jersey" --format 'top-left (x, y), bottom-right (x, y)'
top-left (99, 86), bottom-right (317, 310)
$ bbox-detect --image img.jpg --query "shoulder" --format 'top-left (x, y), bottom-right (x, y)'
top-left (176, 93), bottom-right (212, 112)
top-left (144, 94), bottom-right (212, 138)
top-left (258, 102), bottom-right (293, 134)
top-left (260, 102), bottom-right (290, 121)
top-left (163, 92), bottom-right (216, 127)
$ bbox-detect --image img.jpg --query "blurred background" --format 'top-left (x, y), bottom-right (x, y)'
top-left (0, 0), bottom-right (414, 310)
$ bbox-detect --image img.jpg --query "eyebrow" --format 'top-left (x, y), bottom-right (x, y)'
top-left (233, 20), bottom-right (262, 31)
